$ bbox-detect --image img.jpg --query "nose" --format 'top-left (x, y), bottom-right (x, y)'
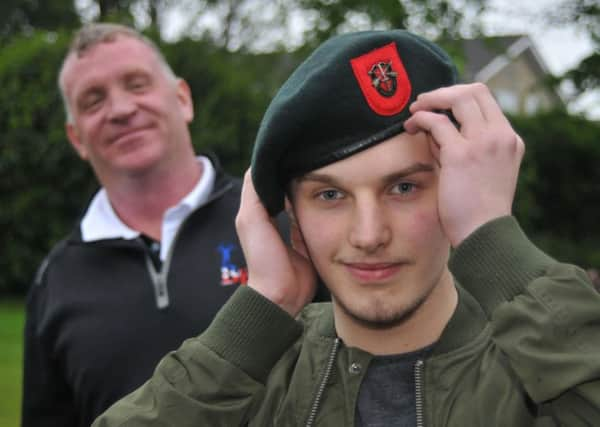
top-left (348, 198), bottom-right (391, 253)
top-left (107, 89), bottom-right (137, 123)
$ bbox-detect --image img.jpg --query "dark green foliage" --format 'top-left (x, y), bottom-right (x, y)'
top-left (548, 0), bottom-right (600, 97)
top-left (160, 37), bottom-right (304, 175)
top-left (512, 110), bottom-right (600, 267)
top-left (565, 51), bottom-right (600, 94)
top-left (0, 1), bottom-right (80, 41)
top-left (0, 31), bottom-right (98, 295)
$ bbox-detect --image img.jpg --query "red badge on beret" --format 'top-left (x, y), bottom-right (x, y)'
top-left (350, 42), bottom-right (411, 116)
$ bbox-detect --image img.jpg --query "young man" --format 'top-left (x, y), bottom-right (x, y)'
top-left (93, 30), bottom-right (600, 426)
top-left (21, 23), bottom-right (316, 427)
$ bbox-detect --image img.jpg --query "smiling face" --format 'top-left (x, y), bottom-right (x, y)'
top-left (60, 35), bottom-right (194, 183)
top-left (289, 131), bottom-right (453, 329)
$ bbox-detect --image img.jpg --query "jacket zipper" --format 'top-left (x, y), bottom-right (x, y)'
top-left (415, 359), bottom-right (425, 427)
top-left (143, 179), bottom-right (235, 309)
top-left (306, 338), bottom-right (340, 427)
top-left (144, 255), bottom-right (169, 309)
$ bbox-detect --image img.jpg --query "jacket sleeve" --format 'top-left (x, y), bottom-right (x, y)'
top-left (92, 285), bottom-right (303, 427)
top-left (449, 216), bottom-right (600, 425)
top-left (22, 261), bottom-right (78, 427)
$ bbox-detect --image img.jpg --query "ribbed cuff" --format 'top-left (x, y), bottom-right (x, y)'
top-left (449, 216), bottom-right (554, 316)
top-left (199, 286), bottom-right (303, 382)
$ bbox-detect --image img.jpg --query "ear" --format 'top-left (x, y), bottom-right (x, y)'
top-left (285, 197), bottom-right (310, 259)
top-left (65, 122), bottom-right (89, 161)
top-left (284, 197), bottom-right (297, 225)
top-left (176, 78), bottom-right (194, 123)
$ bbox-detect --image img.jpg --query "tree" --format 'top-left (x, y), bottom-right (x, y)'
top-left (0, 0), bottom-right (80, 41)
top-left (545, 0), bottom-right (599, 111)
top-left (166, 0), bottom-right (485, 52)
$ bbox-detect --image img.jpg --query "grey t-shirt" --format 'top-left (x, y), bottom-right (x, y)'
top-left (355, 345), bottom-right (434, 427)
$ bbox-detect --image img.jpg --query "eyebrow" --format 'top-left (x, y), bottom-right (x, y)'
top-left (297, 162), bottom-right (435, 186)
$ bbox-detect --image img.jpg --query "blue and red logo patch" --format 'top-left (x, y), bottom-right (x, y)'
top-left (217, 243), bottom-right (248, 286)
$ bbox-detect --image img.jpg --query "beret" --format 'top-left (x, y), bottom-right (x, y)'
top-left (251, 29), bottom-right (458, 215)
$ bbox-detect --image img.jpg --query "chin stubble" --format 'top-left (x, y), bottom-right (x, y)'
top-left (333, 275), bottom-right (440, 330)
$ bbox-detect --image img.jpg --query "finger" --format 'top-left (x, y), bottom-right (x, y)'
top-left (409, 84), bottom-right (466, 113)
top-left (470, 83), bottom-right (511, 126)
top-left (411, 83), bottom-right (508, 127)
top-left (447, 96), bottom-right (485, 137)
top-left (238, 168), bottom-right (270, 223)
top-left (426, 133), bottom-right (441, 167)
top-left (410, 85), bottom-right (485, 131)
top-left (404, 110), bottom-right (465, 148)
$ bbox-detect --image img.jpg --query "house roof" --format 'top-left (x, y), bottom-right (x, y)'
top-left (461, 34), bottom-right (553, 82)
top-left (459, 34), bottom-right (563, 107)
top-left (461, 35), bottom-right (523, 81)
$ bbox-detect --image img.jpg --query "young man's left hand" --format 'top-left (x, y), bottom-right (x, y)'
top-left (236, 170), bottom-right (317, 317)
top-left (404, 83), bottom-right (525, 247)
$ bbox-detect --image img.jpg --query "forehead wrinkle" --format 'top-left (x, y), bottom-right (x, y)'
top-left (69, 51), bottom-right (157, 100)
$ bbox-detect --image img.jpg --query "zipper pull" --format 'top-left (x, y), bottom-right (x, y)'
top-left (154, 275), bottom-right (169, 309)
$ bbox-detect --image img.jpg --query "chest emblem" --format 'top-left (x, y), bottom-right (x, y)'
top-left (218, 243), bottom-right (248, 286)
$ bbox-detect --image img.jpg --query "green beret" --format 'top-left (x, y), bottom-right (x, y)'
top-left (251, 29), bottom-right (457, 215)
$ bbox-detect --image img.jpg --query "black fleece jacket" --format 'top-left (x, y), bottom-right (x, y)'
top-left (22, 160), bottom-right (327, 427)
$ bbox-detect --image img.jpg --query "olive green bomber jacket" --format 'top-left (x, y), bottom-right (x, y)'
top-left (93, 216), bottom-right (600, 426)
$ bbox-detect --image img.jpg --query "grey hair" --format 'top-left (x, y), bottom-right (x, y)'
top-left (58, 23), bottom-right (177, 122)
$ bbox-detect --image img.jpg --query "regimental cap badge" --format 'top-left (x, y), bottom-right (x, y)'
top-left (350, 42), bottom-right (412, 116)
top-left (368, 61), bottom-right (397, 97)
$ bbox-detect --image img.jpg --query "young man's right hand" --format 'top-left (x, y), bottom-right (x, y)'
top-left (404, 83), bottom-right (525, 248)
top-left (236, 170), bottom-right (317, 317)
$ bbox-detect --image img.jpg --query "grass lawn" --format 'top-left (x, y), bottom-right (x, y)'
top-left (0, 298), bottom-right (25, 427)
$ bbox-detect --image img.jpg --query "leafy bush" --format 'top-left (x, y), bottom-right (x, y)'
top-left (512, 110), bottom-right (600, 267)
top-left (0, 31), bottom-right (97, 295)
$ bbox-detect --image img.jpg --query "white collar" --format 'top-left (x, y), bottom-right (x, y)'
top-left (81, 156), bottom-right (216, 259)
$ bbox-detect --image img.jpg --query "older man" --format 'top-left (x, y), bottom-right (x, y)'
top-left (21, 23), bottom-right (318, 427)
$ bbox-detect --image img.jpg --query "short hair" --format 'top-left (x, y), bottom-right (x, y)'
top-left (58, 23), bottom-right (177, 122)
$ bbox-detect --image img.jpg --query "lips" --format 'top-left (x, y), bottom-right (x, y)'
top-left (110, 126), bottom-right (152, 145)
top-left (343, 262), bottom-right (405, 282)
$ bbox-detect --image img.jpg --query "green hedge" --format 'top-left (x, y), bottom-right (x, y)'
top-left (0, 32), bottom-right (97, 296)
top-left (512, 110), bottom-right (600, 267)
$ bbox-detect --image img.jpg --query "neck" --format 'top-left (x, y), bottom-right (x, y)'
top-left (103, 156), bottom-right (202, 240)
top-left (334, 268), bottom-right (457, 355)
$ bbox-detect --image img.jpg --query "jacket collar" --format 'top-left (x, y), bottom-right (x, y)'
top-left (68, 152), bottom-right (235, 245)
top-left (312, 283), bottom-right (488, 355)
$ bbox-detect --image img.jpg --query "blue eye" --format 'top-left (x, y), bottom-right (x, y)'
top-left (393, 182), bottom-right (416, 194)
top-left (318, 189), bottom-right (343, 201)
